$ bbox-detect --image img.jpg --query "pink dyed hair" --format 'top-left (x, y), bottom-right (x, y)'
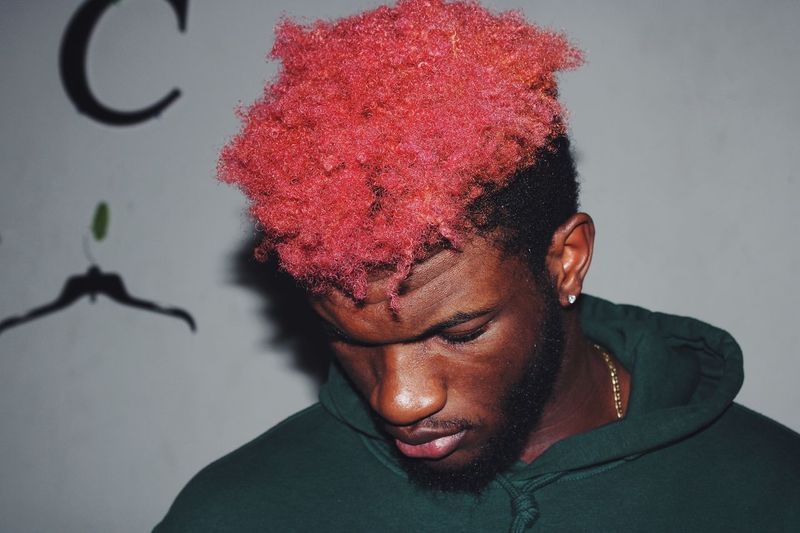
top-left (219, 0), bottom-right (582, 300)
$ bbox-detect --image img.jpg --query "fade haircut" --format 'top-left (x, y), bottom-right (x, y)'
top-left (467, 134), bottom-right (579, 283)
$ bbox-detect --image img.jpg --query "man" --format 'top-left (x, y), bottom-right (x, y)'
top-left (155, 1), bottom-right (800, 530)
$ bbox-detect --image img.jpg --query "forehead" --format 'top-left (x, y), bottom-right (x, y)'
top-left (312, 236), bottom-right (536, 341)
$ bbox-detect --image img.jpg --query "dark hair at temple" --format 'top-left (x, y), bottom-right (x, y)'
top-left (467, 134), bottom-right (580, 277)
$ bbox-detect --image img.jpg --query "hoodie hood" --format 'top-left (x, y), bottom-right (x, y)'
top-left (319, 295), bottom-right (744, 502)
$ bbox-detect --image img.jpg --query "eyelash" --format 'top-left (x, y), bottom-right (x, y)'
top-left (321, 322), bottom-right (489, 346)
top-left (321, 324), bottom-right (349, 343)
top-left (439, 325), bottom-right (488, 345)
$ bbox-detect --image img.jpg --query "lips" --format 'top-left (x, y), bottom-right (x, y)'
top-left (394, 430), bottom-right (467, 460)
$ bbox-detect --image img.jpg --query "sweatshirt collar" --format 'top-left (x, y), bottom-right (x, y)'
top-left (319, 295), bottom-right (744, 479)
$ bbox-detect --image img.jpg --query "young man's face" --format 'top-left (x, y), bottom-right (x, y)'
top-left (312, 235), bottom-right (565, 492)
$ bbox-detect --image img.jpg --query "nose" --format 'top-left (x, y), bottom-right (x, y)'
top-left (370, 344), bottom-right (447, 426)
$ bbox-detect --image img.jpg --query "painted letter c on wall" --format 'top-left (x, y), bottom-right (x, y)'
top-left (59, 0), bottom-right (188, 126)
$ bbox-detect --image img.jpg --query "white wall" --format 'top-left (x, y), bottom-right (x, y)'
top-left (0, 1), bottom-right (797, 531)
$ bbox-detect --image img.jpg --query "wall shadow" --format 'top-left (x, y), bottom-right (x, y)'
top-left (230, 236), bottom-right (332, 389)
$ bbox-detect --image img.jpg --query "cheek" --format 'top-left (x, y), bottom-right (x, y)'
top-left (439, 341), bottom-right (531, 413)
top-left (455, 319), bottom-right (534, 377)
top-left (330, 318), bottom-right (535, 420)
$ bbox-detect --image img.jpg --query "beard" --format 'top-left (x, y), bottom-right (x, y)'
top-left (392, 285), bottom-right (566, 495)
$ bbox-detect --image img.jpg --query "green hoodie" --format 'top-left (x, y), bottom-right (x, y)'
top-left (155, 296), bottom-right (800, 532)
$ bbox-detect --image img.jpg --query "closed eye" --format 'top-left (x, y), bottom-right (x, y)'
top-left (317, 307), bottom-right (497, 347)
top-left (320, 321), bottom-right (375, 347)
top-left (439, 325), bottom-right (488, 345)
top-left (321, 322), bottom-right (355, 344)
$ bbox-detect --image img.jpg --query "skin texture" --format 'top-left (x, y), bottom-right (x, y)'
top-left (311, 213), bottom-right (630, 490)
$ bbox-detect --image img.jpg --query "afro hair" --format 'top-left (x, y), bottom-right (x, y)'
top-left (219, 0), bottom-right (583, 300)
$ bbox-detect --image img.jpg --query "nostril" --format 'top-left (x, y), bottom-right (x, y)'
top-left (371, 345), bottom-right (448, 425)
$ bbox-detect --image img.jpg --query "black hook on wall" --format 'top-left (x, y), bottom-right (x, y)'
top-left (0, 203), bottom-right (197, 336)
top-left (0, 266), bottom-right (196, 335)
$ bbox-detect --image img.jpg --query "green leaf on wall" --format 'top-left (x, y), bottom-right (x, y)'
top-left (91, 202), bottom-right (110, 241)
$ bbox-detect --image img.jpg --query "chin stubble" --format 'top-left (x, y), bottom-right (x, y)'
top-left (397, 288), bottom-right (565, 495)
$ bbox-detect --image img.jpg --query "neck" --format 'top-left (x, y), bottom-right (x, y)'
top-left (519, 309), bottom-right (628, 463)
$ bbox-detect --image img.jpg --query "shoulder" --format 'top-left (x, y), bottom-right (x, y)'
top-left (666, 403), bottom-right (800, 518)
top-left (196, 402), bottom-right (352, 480)
top-left (707, 403), bottom-right (800, 472)
top-left (153, 403), bottom-right (370, 532)
top-left (695, 404), bottom-right (800, 524)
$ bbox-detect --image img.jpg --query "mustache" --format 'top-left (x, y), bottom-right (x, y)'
top-left (383, 416), bottom-right (477, 433)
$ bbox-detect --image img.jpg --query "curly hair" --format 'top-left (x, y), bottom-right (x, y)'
top-left (218, 0), bottom-right (583, 299)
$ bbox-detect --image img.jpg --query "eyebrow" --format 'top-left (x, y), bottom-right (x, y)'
top-left (319, 307), bottom-right (496, 347)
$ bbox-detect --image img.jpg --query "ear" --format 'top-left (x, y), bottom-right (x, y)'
top-left (545, 213), bottom-right (595, 307)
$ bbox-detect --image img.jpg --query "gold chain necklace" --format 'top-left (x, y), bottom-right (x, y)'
top-left (594, 344), bottom-right (624, 419)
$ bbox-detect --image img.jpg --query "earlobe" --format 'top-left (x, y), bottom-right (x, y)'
top-left (545, 213), bottom-right (595, 307)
